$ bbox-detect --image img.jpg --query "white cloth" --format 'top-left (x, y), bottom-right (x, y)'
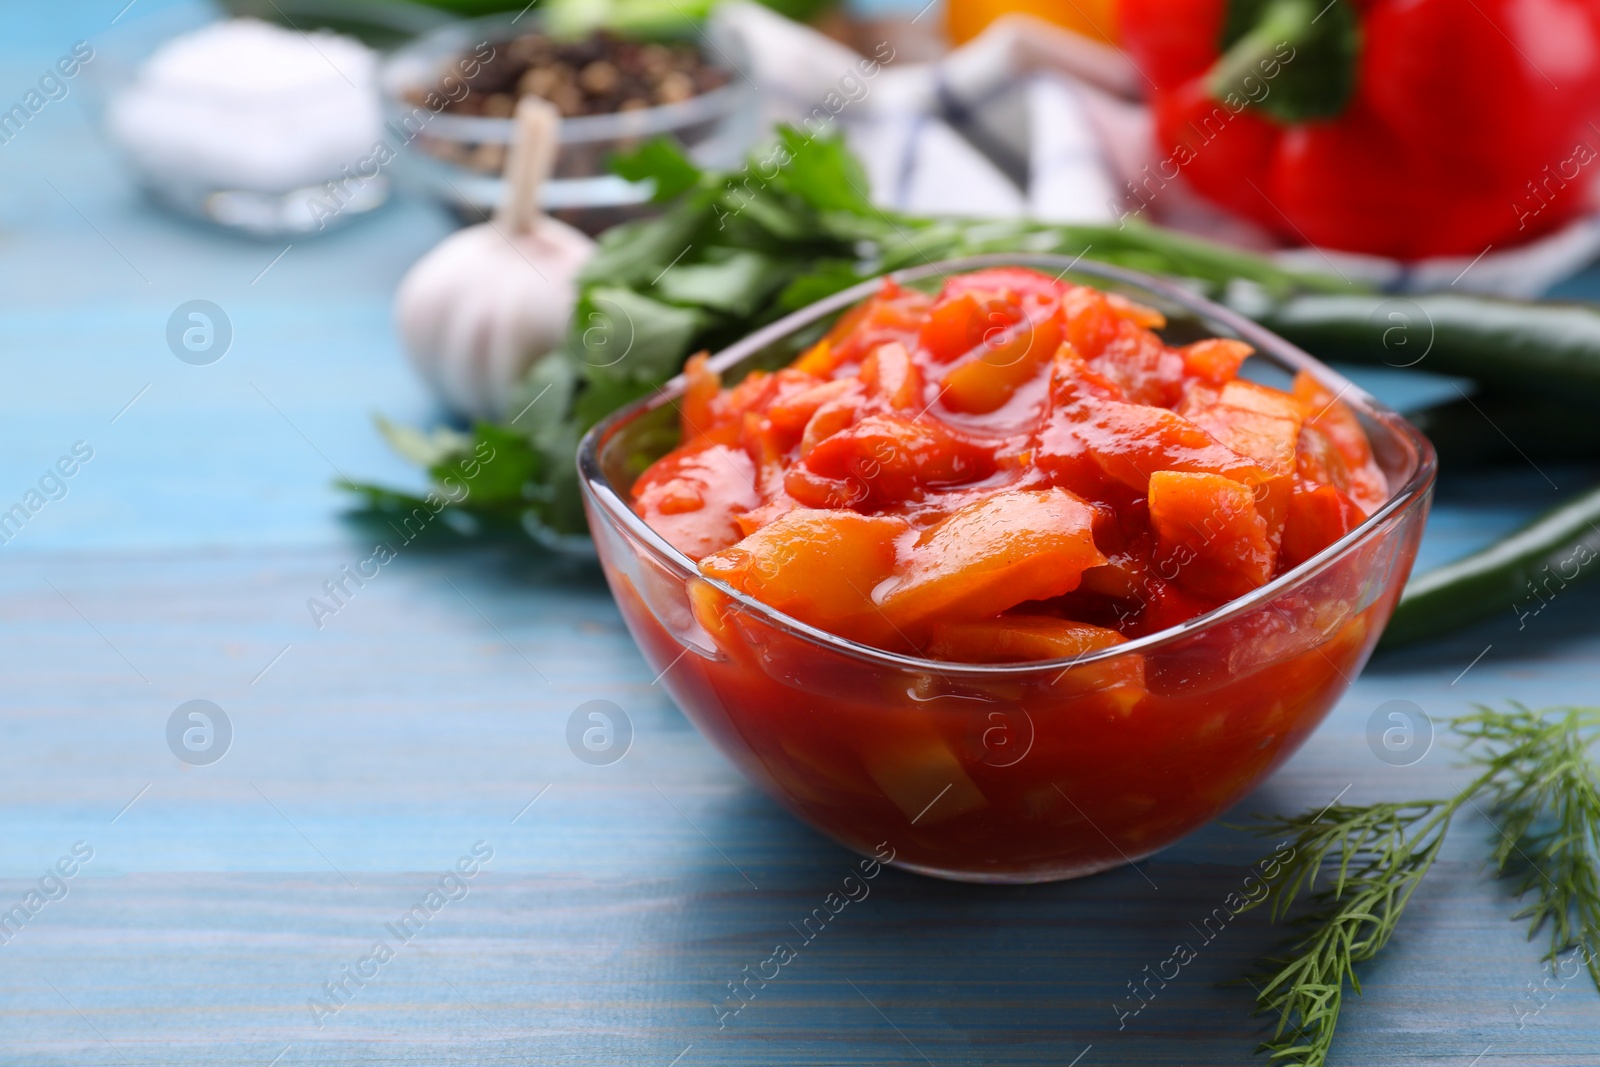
top-left (711, 2), bottom-right (1600, 296)
top-left (849, 116), bottom-right (1026, 217)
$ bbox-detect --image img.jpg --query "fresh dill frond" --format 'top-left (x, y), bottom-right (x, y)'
top-left (1457, 703), bottom-right (1600, 990)
top-left (1242, 705), bottom-right (1600, 1067)
top-left (1245, 800), bottom-right (1456, 1067)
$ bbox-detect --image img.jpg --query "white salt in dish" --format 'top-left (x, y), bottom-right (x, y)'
top-left (108, 18), bottom-right (388, 236)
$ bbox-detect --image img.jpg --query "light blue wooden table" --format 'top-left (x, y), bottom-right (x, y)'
top-left (3, 4), bottom-right (1599, 1065)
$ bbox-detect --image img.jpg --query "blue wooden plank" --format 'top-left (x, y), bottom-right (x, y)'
top-left (1, 13), bottom-right (1600, 1066)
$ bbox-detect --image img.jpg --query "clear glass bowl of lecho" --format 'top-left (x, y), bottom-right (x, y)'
top-left (578, 255), bottom-right (1437, 883)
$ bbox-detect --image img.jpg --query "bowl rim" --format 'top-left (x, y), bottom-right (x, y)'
top-left (378, 10), bottom-right (753, 146)
top-left (576, 253), bottom-right (1439, 677)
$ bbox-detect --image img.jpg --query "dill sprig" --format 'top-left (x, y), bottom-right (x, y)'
top-left (1245, 799), bottom-right (1460, 1065)
top-left (1241, 705), bottom-right (1600, 1067)
top-left (1457, 703), bottom-right (1600, 990)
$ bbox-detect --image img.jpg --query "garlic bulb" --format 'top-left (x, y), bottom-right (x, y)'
top-left (396, 99), bottom-right (595, 421)
top-left (396, 216), bottom-right (592, 419)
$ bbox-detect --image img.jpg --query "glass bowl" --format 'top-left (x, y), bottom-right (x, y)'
top-left (378, 13), bottom-right (759, 232)
top-left (577, 254), bottom-right (1438, 883)
top-left (88, 2), bottom-right (428, 239)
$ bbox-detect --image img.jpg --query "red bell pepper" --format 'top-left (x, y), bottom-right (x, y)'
top-left (1118, 0), bottom-right (1600, 259)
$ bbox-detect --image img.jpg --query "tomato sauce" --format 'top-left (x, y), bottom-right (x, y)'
top-left (632, 267), bottom-right (1387, 661)
top-left (592, 266), bottom-right (1426, 880)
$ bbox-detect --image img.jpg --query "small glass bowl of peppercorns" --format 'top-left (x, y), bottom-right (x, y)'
top-left (380, 13), bottom-right (756, 232)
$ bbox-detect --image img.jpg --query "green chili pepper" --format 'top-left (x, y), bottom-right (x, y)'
top-left (1239, 292), bottom-right (1600, 404)
top-left (1378, 483), bottom-right (1600, 648)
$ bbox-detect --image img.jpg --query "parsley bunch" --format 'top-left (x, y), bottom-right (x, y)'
top-left (347, 129), bottom-right (1342, 543)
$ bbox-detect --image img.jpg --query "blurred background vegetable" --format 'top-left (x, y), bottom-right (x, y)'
top-left (1242, 292), bottom-right (1600, 405)
top-left (348, 130), bottom-right (1345, 541)
top-left (945, 0), bottom-right (1118, 46)
top-left (358, 126), bottom-right (1600, 658)
top-left (1379, 487), bottom-right (1600, 648)
top-left (268, 0), bottom-right (1600, 653)
top-left (1119, 0), bottom-right (1600, 258)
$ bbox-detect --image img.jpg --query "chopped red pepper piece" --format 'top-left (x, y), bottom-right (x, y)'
top-left (631, 269), bottom-right (1389, 658)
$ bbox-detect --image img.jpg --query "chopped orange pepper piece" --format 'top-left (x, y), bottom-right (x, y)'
top-left (940, 306), bottom-right (1064, 415)
top-left (700, 508), bottom-right (907, 645)
top-left (1292, 371), bottom-right (1387, 515)
top-left (1147, 470), bottom-right (1276, 601)
top-left (628, 269), bottom-right (1392, 657)
top-left (878, 488), bottom-right (1105, 633)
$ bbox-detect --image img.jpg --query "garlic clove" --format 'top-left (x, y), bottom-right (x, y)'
top-left (394, 217), bottom-right (595, 421)
top-left (396, 97), bottom-right (595, 422)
